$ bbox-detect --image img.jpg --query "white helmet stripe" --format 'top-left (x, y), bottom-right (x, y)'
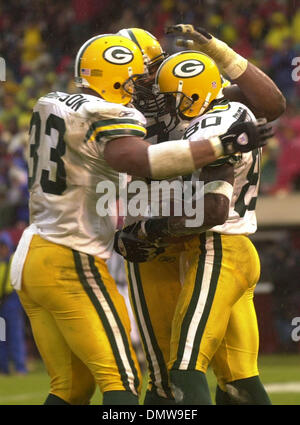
top-left (118, 29), bottom-right (145, 60)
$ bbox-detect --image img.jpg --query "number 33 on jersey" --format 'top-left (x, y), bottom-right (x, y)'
top-left (27, 91), bottom-right (146, 258)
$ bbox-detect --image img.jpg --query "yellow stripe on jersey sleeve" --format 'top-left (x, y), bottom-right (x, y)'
top-left (207, 103), bottom-right (230, 114)
top-left (88, 123), bottom-right (147, 143)
top-left (208, 103), bottom-right (230, 114)
top-left (85, 118), bottom-right (147, 143)
top-left (221, 76), bottom-right (231, 89)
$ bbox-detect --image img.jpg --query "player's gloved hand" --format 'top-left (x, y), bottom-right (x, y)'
top-left (114, 226), bottom-right (165, 263)
top-left (166, 24), bottom-right (213, 49)
top-left (219, 114), bottom-right (273, 155)
top-left (165, 24), bottom-right (248, 80)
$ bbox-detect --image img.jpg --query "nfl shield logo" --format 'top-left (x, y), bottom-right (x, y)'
top-left (237, 132), bottom-right (249, 146)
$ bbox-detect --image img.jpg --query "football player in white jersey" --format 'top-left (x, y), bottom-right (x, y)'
top-left (11, 34), bottom-right (148, 406)
top-left (10, 33), bottom-right (266, 405)
top-left (115, 28), bottom-right (281, 404)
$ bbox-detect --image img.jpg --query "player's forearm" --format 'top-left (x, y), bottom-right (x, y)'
top-left (147, 139), bottom-right (218, 179)
top-left (140, 165), bottom-right (233, 242)
top-left (224, 62), bottom-right (286, 121)
top-left (104, 136), bottom-right (218, 179)
top-left (140, 193), bottom-right (230, 244)
top-left (146, 116), bottom-right (271, 179)
top-left (104, 118), bottom-right (270, 180)
top-left (168, 193), bottom-right (229, 235)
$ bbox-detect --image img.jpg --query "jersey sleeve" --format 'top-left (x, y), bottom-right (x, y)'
top-left (81, 101), bottom-right (147, 150)
top-left (221, 75), bottom-right (231, 89)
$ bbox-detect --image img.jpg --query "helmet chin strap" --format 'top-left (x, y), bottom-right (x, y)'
top-left (74, 76), bottom-right (89, 88)
top-left (142, 52), bottom-right (150, 73)
top-left (124, 66), bottom-right (134, 97)
top-left (199, 91), bottom-right (212, 115)
top-left (176, 81), bottom-right (213, 116)
top-left (176, 80), bottom-right (183, 108)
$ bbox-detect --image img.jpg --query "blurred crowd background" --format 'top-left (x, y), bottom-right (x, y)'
top-left (0, 0), bottom-right (300, 373)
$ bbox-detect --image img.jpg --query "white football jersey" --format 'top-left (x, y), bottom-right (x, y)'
top-left (126, 99), bottom-right (260, 236)
top-left (185, 101), bottom-right (260, 235)
top-left (124, 80), bottom-right (232, 225)
top-left (27, 91), bottom-right (146, 258)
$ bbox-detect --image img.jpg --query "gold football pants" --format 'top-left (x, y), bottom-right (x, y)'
top-left (126, 232), bottom-right (260, 396)
top-left (18, 235), bottom-right (141, 404)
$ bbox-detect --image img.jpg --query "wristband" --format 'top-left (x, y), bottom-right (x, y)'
top-left (194, 37), bottom-right (248, 80)
top-left (148, 140), bottom-right (196, 179)
top-left (204, 180), bottom-right (233, 201)
top-left (208, 136), bottom-right (224, 158)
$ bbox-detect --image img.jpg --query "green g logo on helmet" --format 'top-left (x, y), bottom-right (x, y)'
top-left (103, 46), bottom-right (134, 65)
top-left (173, 60), bottom-right (205, 78)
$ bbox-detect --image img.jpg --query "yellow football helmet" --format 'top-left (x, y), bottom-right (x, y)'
top-left (117, 28), bottom-right (168, 115)
top-left (154, 51), bottom-right (222, 118)
top-left (117, 28), bottom-right (166, 73)
top-left (74, 34), bottom-right (145, 104)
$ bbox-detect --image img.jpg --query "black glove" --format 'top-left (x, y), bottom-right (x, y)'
top-left (114, 225), bottom-right (165, 263)
top-left (220, 113), bottom-right (273, 155)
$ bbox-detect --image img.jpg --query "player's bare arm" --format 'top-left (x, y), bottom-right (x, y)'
top-left (142, 163), bottom-right (234, 245)
top-left (140, 163), bottom-right (234, 241)
top-left (103, 135), bottom-right (216, 177)
top-left (193, 163), bottom-right (234, 228)
top-left (114, 163), bottom-right (234, 261)
top-left (223, 63), bottom-right (286, 122)
top-left (166, 24), bottom-right (286, 121)
top-left (103, 118), bottom-right (271, 179)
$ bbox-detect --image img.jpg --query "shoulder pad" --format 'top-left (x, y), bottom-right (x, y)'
top-left (83, 101), bottom-right (147, 145)
top-left (81, 100), bottom-right (146, 125)
top-left (185, 101), bottom-right (255, 142)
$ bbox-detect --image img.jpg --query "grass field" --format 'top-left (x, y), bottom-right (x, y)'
top-left (0, 354), bottom-right (299, 405)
